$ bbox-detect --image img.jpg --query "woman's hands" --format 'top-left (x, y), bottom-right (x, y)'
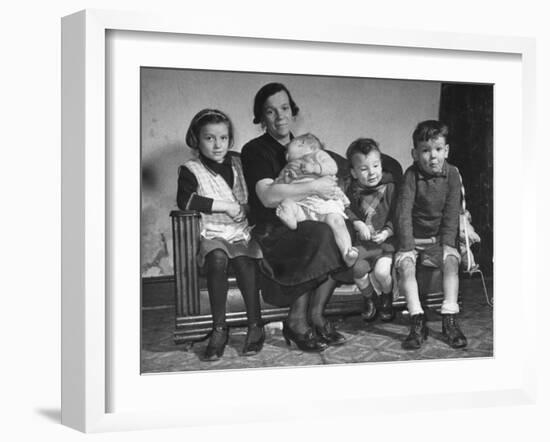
top-left (310, 175), bottom-right (339, 198)
top-left (256, 176), bottom-right (340, 208)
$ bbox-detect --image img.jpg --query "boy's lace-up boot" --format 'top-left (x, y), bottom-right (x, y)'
top-left (442, 314), bottom-right (467, 349)
top-left (379, 292), bottom-right (395, 322)
top-left (402, 313), bottom-right (428, 350)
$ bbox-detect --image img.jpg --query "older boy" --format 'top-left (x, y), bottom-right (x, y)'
top-left (395, 120), bottom-right (467, 350)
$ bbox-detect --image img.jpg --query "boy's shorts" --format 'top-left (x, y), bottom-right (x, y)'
top-left (354, 239), bottom-right (395, 274)
top-left (394, 243), bottom-right (460, 270)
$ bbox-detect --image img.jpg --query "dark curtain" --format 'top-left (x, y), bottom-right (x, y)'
top-left (439, 84), bottom-right (493, 275)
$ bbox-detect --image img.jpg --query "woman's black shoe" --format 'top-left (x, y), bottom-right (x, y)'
top-left (361, 296), bottom-right (377, 322)
top-left (203, 326), bottom-right (228, 361)
top-left (242, 323), bottom-right (265, 356)
top-left (282, 322), bottom-right (327, 352)
top-left (379, 292), bottom-right (395, 322)
top-left (313, 321), bottom-right (346, 346)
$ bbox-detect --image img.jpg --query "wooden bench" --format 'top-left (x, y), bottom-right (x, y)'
top-left (170, 210), bottom-right (445, 344)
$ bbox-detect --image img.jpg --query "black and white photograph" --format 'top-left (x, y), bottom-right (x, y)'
top-left (140, 68), bottom-right (494, 373)
top-left (4, 0), bottom-right (547, 438)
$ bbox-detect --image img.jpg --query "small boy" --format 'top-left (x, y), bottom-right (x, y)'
top-left (345, 138), bottom-right (397, 322)
top-left (395, 120), bottom-right (467, 350)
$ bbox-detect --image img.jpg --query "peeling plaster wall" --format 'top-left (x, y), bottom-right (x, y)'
top-left (141, 68), bottom-right (441, 277)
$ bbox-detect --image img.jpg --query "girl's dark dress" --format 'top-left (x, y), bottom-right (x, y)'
top-left (241, 133), bottom-right (346, 305)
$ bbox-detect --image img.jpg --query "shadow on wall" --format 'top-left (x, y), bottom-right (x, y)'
top-left (141, 141), bottom-right (194, 276)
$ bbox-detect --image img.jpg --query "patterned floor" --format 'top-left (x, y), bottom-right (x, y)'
top-left (141, 277), bottom-right (493, 373)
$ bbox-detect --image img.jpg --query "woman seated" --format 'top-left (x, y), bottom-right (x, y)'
top-left (241, 82), bottom-right (402, 351)
top-left (241, 82), bottom-right (347, 351)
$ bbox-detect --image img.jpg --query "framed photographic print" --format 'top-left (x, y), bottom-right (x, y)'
top-left (141, 66), bottom-right (494, 373)
top-left (61, 9), bottom-right (537, 433)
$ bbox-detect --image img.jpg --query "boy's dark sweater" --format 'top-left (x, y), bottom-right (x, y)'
top-left (396, 161), bottom-right (461, 251)
top-left (345, 172), bottom-right (396, 234)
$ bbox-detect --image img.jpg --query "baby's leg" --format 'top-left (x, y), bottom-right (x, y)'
top-left (323, 213), bottom-right (358, 267)
top-left (276, 199), bottom-right (305, 230)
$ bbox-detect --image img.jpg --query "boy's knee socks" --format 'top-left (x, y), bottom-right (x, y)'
top-left (406, 297), bottom-right (424, 316)
top-left (440, 300), bottom-right (459, 314)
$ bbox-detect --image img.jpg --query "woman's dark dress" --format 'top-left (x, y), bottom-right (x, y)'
top-left (241, 132), bottom-right (404, 306)
top-left (241, 133), bottom-right (346, 305)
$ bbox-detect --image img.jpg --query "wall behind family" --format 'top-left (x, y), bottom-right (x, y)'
top-left (141, 68), bottom-right (441, 277)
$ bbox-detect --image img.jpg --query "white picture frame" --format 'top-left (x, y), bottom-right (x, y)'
top-left (61, 9), bottom-right (537, 433)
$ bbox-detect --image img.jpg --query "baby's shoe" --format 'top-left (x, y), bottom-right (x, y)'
top-left (344, 247), bottom-right (359, 267)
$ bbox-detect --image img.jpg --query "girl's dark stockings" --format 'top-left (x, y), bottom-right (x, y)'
top-left (232, 256), bottom-right (261, 326)
top-left (205, 250), bottom-right (261, 329)
top-left (205, 250), bottom-right (229, 327)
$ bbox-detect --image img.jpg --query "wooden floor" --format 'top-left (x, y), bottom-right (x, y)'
top-left (141, 277), bottom-right (493, 373)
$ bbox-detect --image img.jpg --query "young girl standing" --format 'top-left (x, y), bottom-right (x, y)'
top-left (177, 109), bottom-right (264, 361)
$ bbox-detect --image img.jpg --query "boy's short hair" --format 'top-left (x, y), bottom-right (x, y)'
top-left (412, 120), bottom-right (449, 149)
top-left (346, 138), bottom-right (381, 163)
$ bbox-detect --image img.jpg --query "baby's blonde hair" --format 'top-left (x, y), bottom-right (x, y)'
top-left (286, 133), bottom-right (324, 162)
top-left (290, 133), bottom-right (323, 151)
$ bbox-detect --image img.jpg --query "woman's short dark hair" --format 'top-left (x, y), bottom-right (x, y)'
top-left (185, 108), bottom-right (234, 150)
top-left (346, 138), bottom-right (381, 163)
top-left (412, 120), bottom-right (449, 149)
top-left (252, 82), bottom-right (300, 124)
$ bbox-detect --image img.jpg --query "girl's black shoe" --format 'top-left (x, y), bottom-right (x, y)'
top-left (242, 323), bottom-right (265, 356)
top-left (203, 326), bottom-right (229, 361)
top-left (282, 322), bottom-right (328, 352)
top-left (313, 321), bottom-right (346, 346)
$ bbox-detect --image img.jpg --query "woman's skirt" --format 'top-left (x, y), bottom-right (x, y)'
top-left (253, 220), bottom-right (346, 306)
